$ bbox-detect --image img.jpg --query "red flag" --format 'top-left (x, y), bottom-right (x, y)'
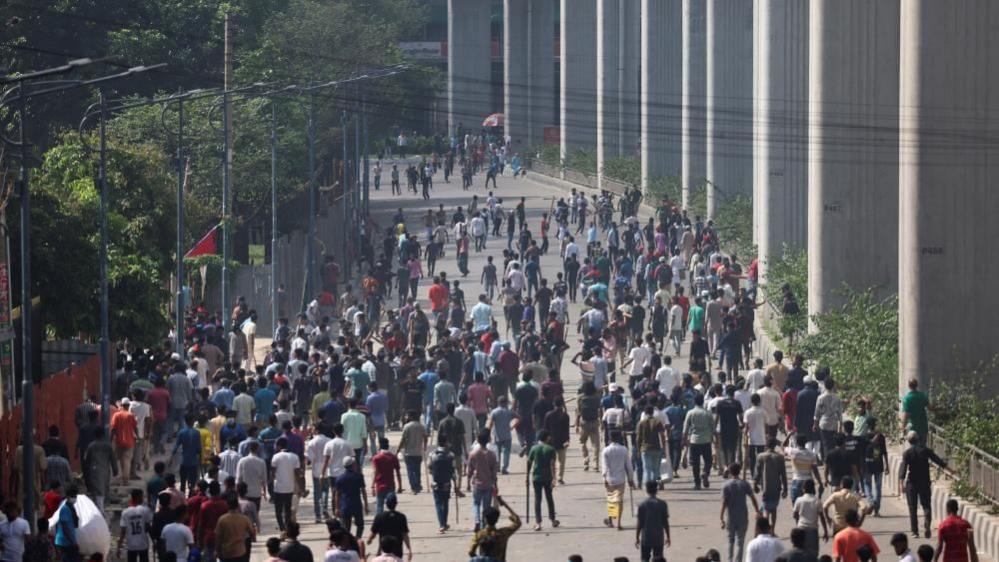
top-left (184, 225), bottom-right (219, 258)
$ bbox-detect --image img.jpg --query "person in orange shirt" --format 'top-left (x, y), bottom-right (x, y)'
top-left (428, 276), bottom-right (449, 317)
top-left (110, 398), bottom-right (138, 486)
top-left (833, 508), bottom-right (879, 562)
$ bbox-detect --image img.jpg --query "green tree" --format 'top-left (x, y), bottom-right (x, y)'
top-left (13, 134), bottom-right (176, 345)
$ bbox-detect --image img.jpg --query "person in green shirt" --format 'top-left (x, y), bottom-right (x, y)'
top-left (901, 378), bottom-right (929, 444)
top-left (526, 430), bottom-right (560, 531)
top-left (146, 460), bottom-right (167, 507)
top-left (345, 360), bottom-right (371, 401)
top-left (688, 297), bottom-right (705, 334)
top-left (683, 394), bottom-right (715, 490)
top-left (340, 399), bottom-right (370, 464)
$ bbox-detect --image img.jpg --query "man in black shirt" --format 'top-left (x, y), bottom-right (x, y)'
top-left (366, 492), bottom-right (412, 558)
top-left (786, 355), bottom-right (808, 391)
top-left (635, 480), bottom-right (670, 562)
top-left (841, 421), bottom-right (868, 489)
top-left (399, 369), bottom-right (425, 415)
top-left (278, 522), bottom-right (313, 562)
top-left (898, 430), bottom-right (947, 538)
top-left (713, 386), bottom-right (744, 472)
top-left (823, 435), bottom-right (856, 488)
top-left (785, 527), bottom-right (819, 562)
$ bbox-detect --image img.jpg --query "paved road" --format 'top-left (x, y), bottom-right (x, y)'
top-left (248, 165), bottom-right (959, 562)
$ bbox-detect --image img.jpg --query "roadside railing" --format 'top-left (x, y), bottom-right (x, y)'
top-left (928, 422), bottom-right (999, 507)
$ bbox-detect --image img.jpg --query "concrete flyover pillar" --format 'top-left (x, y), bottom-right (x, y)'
top-left (641, 0), bottom-right (682, 196)
top-left (596, 0), bottom-right (621, 189)
top-left (899, 0), bottom-right (999, 394)
top-left (681, 0), bottom-right (706, 208)
top-left (752, 0), bottom-right (808, 279)
top-left (560, 0), bottom-right (598, 166)
top-left (807, 0), bottom-right (899, 319)
top-left (617, 0), bottom-right (640, 162)
top-left (705, 0), bottom-right (753, 219)
top-left (504, 0), bottom-right (554, 152)
top-left (448, 0), bottom-right (492, 136)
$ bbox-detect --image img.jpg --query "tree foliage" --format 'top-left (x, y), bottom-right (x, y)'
top-left (760, 245), bottom-right (808, 341)
top-left (14, 134), bottom-right (176, 344)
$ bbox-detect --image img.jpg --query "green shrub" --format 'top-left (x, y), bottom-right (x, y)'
top-left (796, 288), bottom-right (899, 422)
top-left (563, 149), bottom-right (598, 175)
top-left (714, 194), bottom-right (755, 260)
top-left (602, 155), bottom-right (641, 185)
top-left (647, 175), bottom-right (682, 204)
top-left (688, 183), bottom-right (707, 220)
top-left (761, 246), bottom-right (808, 342)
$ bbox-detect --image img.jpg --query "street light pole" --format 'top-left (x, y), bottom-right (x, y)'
top-left (16, 85), bottom-right (35, 530)
top-left (221, 91), bottom-right (231, 330)
top-left (341, 110), bottom-right (348, 273)
top-left (270, 101), bottom-right (279, 331)
top-left (362, 92), bottom-right (370, 219)
top-left (97, 90), bottom-right (110, 428)
top-left (306, 93), bottom-right (316, 308)
top-left (174, 94), bottom-right (186, 357)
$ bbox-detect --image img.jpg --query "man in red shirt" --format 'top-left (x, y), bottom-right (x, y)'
top-left (935, 499), bottom-right (979, 562)
top-left (371, 437), bottom-right (403, 515)
top-left (428, 276), bottom-right (449, 317)
top-left (146, 379), bottom-right (171, 454)
top-left (833, 508), bottom-right (879, 562)
top-left (110, 399), bottom-right (138, 485)
top-left (197, 481), bottom-right (229, 561)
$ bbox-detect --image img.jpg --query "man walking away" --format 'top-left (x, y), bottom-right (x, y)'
top-left (746, 517), bottom-right (785, 562)
top-left (934, 499), bottom-right (978, 562)
top-left (753, 438), bottom-right (788, 535)
top-left (898, 431), bottom-right (947, 539)
top-left (720, 463), bottom-right (759, 562)
top-left (526, 430), bottom-right (560, 531)
top-left (635, 480), bottom-right (671, 562)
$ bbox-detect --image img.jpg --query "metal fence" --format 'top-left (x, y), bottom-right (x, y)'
top-left (928, 422), bottom-right (999, 506)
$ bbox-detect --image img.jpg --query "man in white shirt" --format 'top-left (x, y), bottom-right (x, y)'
top-left (118, 489), bottom-right (153, 559)
top-left (469, 295), bottom-right (494, 334)
top-left (622, 341), bottom-right (652, 382)
top-left (743, 393), bottom-right (768, 479)
top-left (236, 441), bottom-right (268, 505)
top-left (745, 517), bottom-right (785, 562)
top-left (129, 391), bottom-right (152, 475)
top-left (812, 378), bottom-right (843, 459)
top-left (756, 375), bottom-right (783, 441)
top-left (0, 503), bottom-right (30, 562)
top-left (656, 357), bottom-right (681, 397)
top-left (470, 214), bottom-right (487, 251)
top-left (563, 237), bottom-right (580, 261)
top-left (891, 532), bottom-right (917, 562)
top-left (506, 264), bottom-right (526, 293)
top-left (322, 424), bottom-right (356, 482)
top-left (161, 520), bottom-right (195, 562)
top-left (270, 437), bottom-right (302, 532)
top-left (305, 427), bottom-right (333, 522)
top-left (600, 431), bottom-right (635, 530)
top-left (745, 358), bottom-right (767, 392)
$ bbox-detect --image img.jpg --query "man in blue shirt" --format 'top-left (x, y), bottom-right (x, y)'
top-left (254, 378), bottom-right (277, 426)
top-left (366, 381), bottom-right (389, 457)
top-left (171, 414), bottom-right (202, 493)
top-left (418, 366), bottom-right (440, 427)
top-left (333, 456), bottom-right (368, 538)
top-left (55, 486), bottom-right (80, 562)
top-left (211, 381), bottom-right (235, 412)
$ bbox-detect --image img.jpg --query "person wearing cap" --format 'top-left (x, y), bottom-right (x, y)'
top-left (899, 430), bottom-right (947, 538)
top-left (110, 397), bottom-right (139, 486)
top-left (332, 455), bottom-right (369, 538)
top-left (366, 491), bottom-right (412, 560)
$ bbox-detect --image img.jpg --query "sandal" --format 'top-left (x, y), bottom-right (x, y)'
top-left (533, 523), bottom-right (542, 531)
top-left (552, 519), bottom-right (560, 528)
top-left (603, 517), bottom-right (613, 528)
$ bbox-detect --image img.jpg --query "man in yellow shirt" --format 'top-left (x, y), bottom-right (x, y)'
top-left (765, 350), bottom-right (790, 392)
top-left (822, 477), bottom-right (870, 533)
top-left (468, 496), bottom-right (521, 561)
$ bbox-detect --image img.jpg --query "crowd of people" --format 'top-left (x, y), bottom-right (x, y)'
top-left (0, 151), bottom-right (985, 562)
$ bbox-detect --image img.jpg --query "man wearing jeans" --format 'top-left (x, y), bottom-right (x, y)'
top-left (636, 404), bottom-right (666, 486)
top-left (683, 394), bottom-right (715, 490)
top-left (466, 431), bottom-right (499, 532)
top-left (487, 396), bottom-right (516, 474)
top-left (396, 411), bottom-right (427, 493)
top-left (270, 437), bottom-right (301, 533)
top-left (428, 435), bottom-right (458, 534)
top-left (304, 426), bottom-right (332, 523)
top-left (813, 378), bottom-right (843, 460)
top-left (370, 438), bottom-right (403, 515)
top-left (898, 430), bottom-right (947, 538)
top-left (720, 463), bottom-right (759, 562)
